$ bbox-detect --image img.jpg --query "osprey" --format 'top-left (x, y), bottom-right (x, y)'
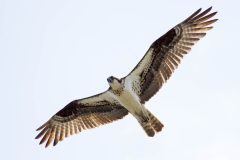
top-left (36, 7), bottom-right (217, 147)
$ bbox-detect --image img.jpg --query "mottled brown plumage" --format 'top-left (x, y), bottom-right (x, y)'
top-left (128, 7), bottom-right (217, 103)
top-left (36, 92), bottom-right (128, 147)
top-left (36, 7), bottom-right (217, 147)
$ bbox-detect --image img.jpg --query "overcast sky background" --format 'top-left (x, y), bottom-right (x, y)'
top-left (0, 0), bottom-right (239, 160)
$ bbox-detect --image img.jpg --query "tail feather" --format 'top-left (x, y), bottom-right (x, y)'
top-left (141, 122), bottom-right (155, 137)
top-left (148, 111), bottom-right (164, 132)
top-left (139, 109), bottom-right (164, 137)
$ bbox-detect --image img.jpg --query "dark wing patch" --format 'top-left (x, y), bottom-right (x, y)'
top-left (35, 92), bottom-right (128, 147)
top-left (55, 100), bottom-right (111, 118)
top-left (129, 7), bottom-right (217, 103)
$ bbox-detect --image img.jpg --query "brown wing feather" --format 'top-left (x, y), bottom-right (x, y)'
top-left (35, 92), bottom-right (128, 147)
top-left (128, 7), bottom-right (217, 103)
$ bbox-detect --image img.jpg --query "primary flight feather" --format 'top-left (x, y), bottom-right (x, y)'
top-left (36, 7), bottom-right (217, 147)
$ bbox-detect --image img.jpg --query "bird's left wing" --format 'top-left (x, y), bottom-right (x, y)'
top-left (35, 91), bottom-right (128, 147)
top-left (125, 7), bottom-right (217, 103)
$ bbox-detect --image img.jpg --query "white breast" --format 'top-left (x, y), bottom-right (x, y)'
top-left (112, 76), bottom-right (144, 116)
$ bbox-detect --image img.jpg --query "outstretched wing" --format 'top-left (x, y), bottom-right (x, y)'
top-left (35, 91), bottom-right (128, 147)
top-left (126, 7), bottom-right (217, 103)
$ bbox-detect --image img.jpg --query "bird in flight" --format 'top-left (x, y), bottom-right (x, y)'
top-left (36, 7), bottom-right (217, 147)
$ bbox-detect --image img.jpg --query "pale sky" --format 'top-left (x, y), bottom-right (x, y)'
top-left (0, 0), bottom-right (240, 160)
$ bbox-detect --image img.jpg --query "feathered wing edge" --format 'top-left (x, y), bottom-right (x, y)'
top-left (35, 7), bottom-right (218, 147)
top-left (35, 91), bottom-right (128, 147)
top-left (127, 7), bottom-right (217, 103)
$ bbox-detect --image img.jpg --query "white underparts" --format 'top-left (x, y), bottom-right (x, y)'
top-left (109, 78), bottom-right (149, 121)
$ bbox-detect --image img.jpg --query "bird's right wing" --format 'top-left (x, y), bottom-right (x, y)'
top-left (35, 91), bottom-right (128, 147)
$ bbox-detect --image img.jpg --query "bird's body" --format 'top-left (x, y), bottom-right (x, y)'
top-left (36, 7), bottom-right (218, 147)
top-left (113, 88), bottom-right (143, 117)
top-left (109, 77), bottom-right (142, 116)
top-left (108, 77), bottom-right (152, 123)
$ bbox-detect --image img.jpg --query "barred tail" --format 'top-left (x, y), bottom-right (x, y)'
top-left (141, 121), bottom-right (155, 137)
top-left (139, 110), bottom-right (164, 137)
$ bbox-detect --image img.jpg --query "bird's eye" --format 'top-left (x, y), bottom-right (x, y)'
top-left (107, 77), bottom-right (113, 83)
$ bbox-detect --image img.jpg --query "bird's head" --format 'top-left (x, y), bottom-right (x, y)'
top-left (107, 76), bottom-right (122, 89)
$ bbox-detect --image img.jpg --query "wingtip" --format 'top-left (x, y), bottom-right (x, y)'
top-left (202, 7), bottom-right (213, 15)
top-left (36, 126), bottom-right (41, 131)
top-left (39, 140), bottom-right (44, 145)
top-left (45, 143), bottom-right (50, 148)
top-left (205, 6), bottom-right (216, 15)
top-left (53, 138), bottom-right (59, 146)
top-left (53, 141), bottom-right (58, 146)
top-left (196, 8), bottom-right (202, 14)
top-left (38, 138), bottom-right (52, 148)
top-left (207, 6), bottom-right (213, 11)
top-left (211, 11), bottom-right (217, 15)
top-left (36, 122), bottom-right (48, 131)
top-left (211, 19), bottom-right (219, 23)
